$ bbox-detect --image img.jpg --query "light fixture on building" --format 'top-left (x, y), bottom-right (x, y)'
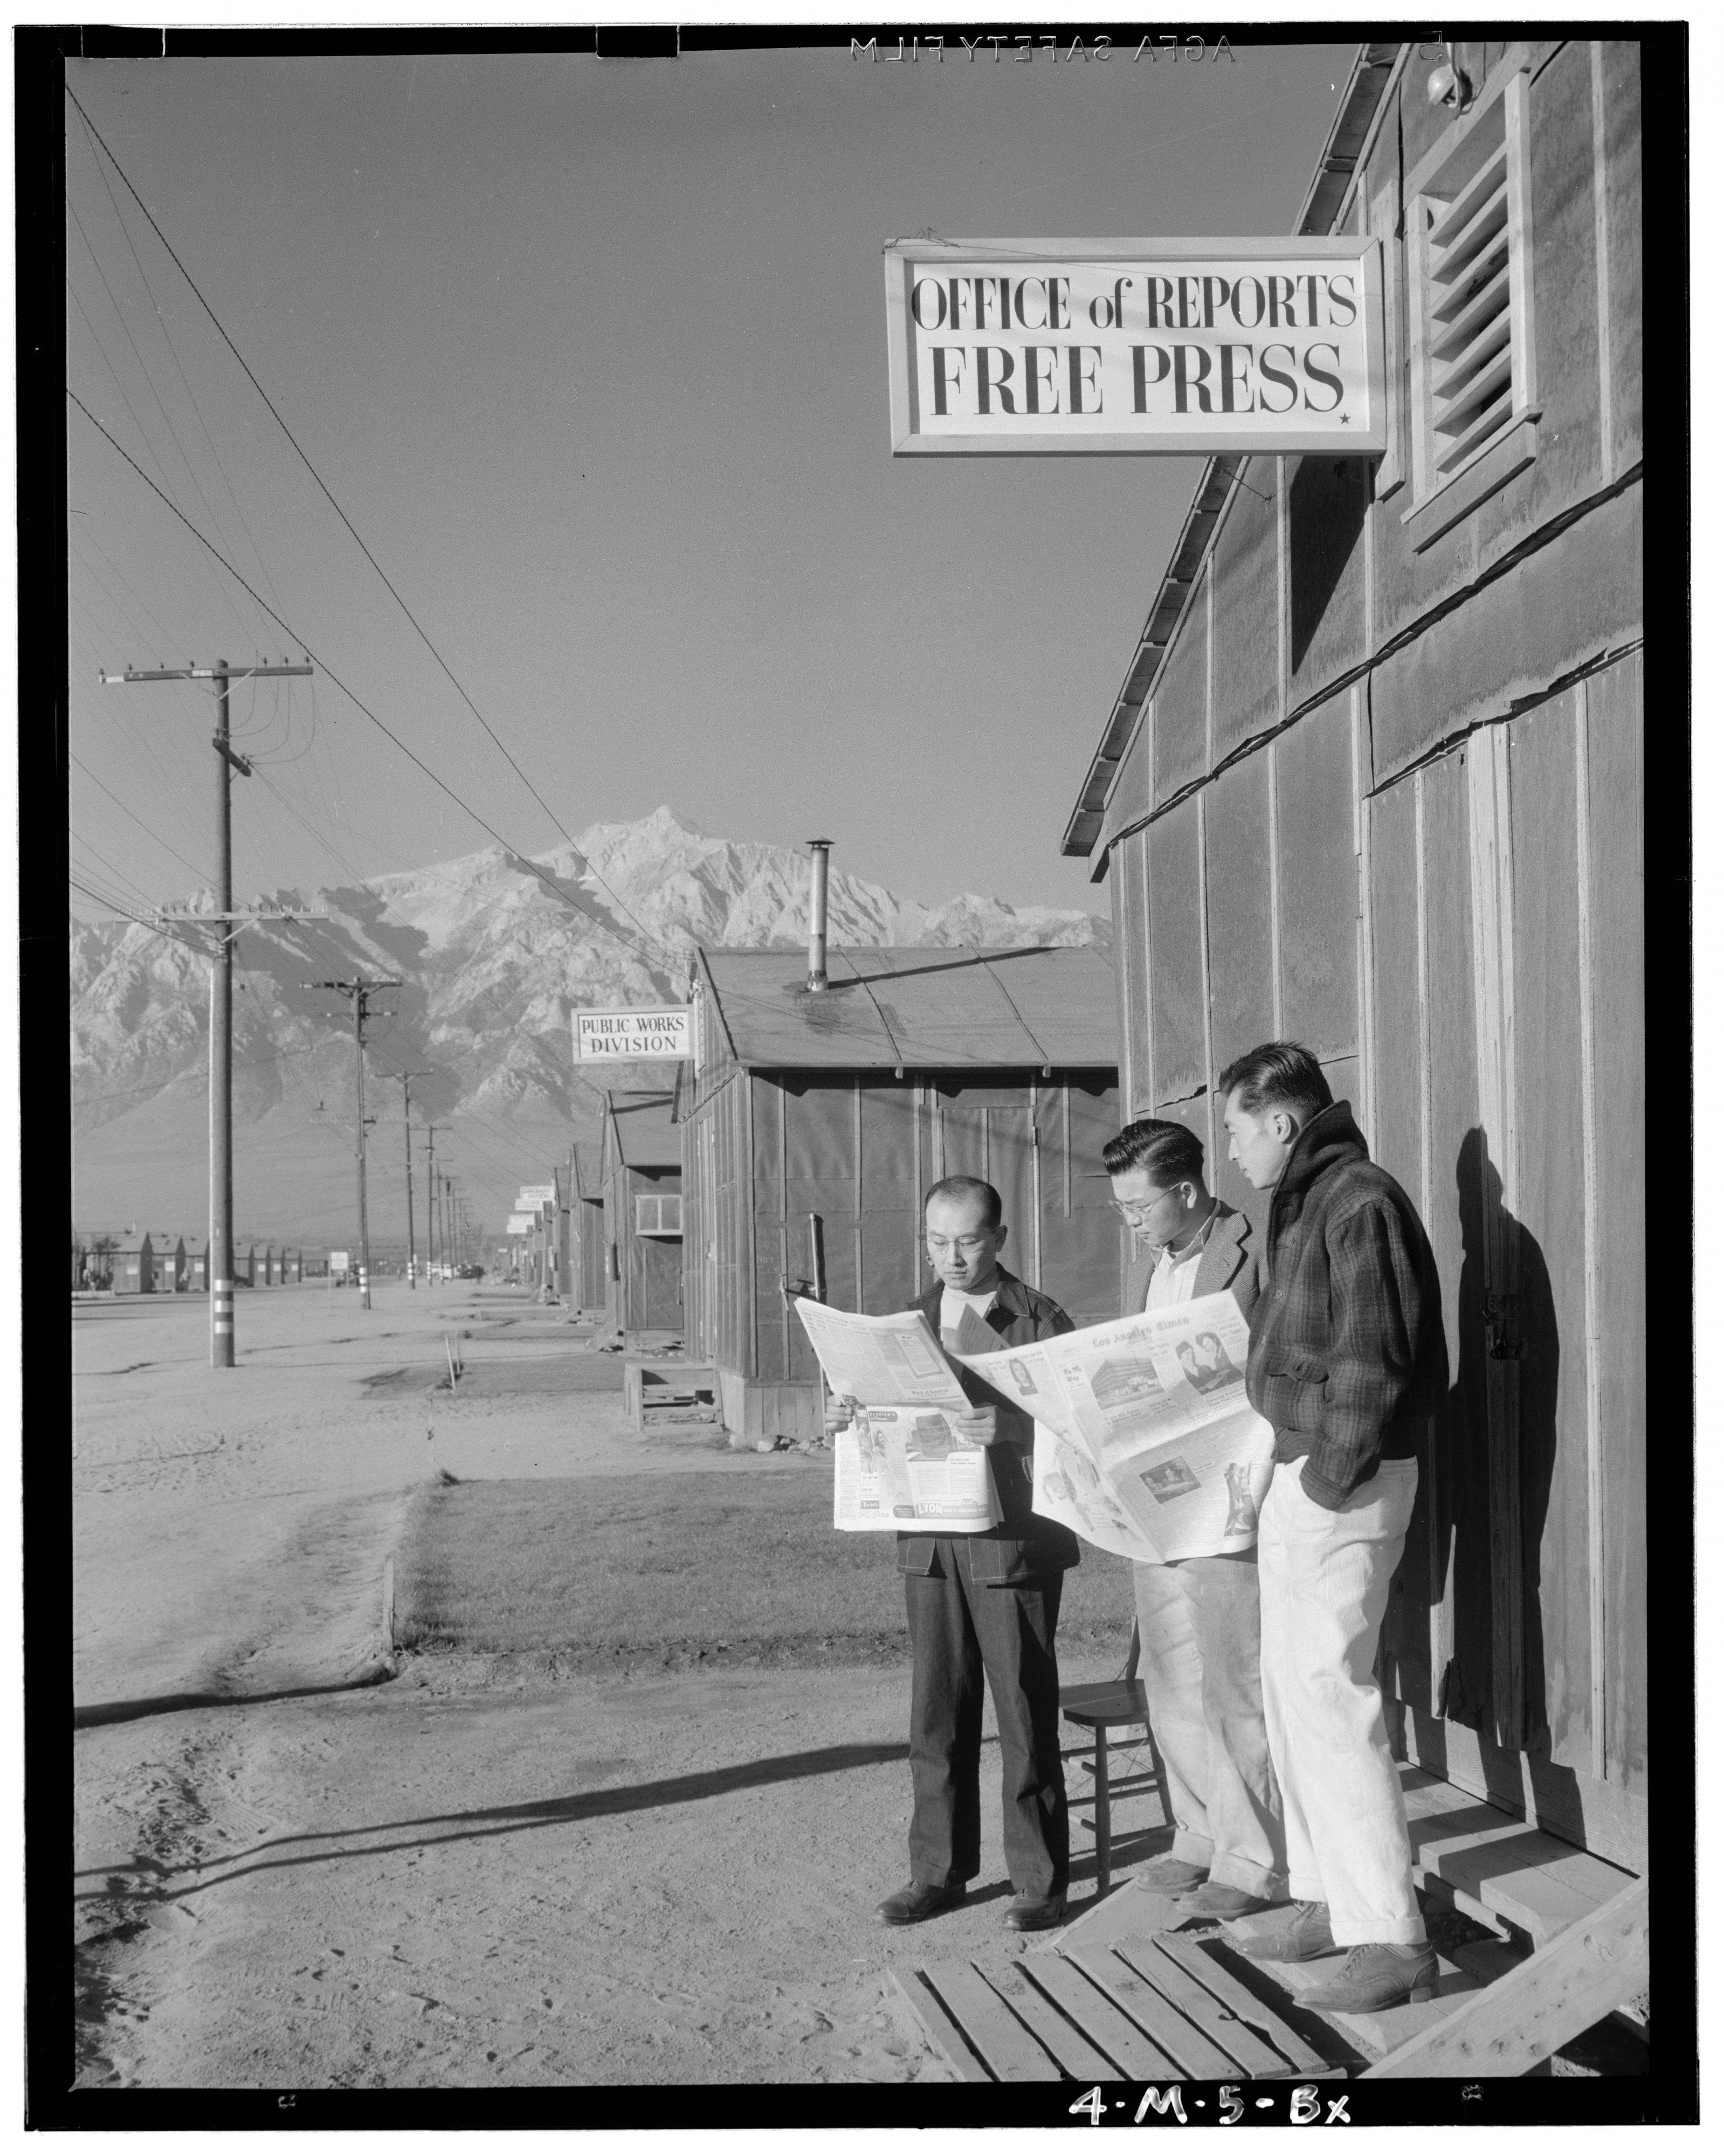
top-left (1426, 42), bottom-right (1473, 113)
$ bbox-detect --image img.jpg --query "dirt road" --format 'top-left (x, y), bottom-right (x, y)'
top-left (73, 1286), bottom-right (1156, 2089)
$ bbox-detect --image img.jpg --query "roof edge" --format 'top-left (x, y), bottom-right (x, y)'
top-left (1060, 41), bottom-right (1405, 860)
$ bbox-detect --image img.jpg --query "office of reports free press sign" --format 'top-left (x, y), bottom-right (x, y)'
top-left (883, 236), bottom-right (1385, 455)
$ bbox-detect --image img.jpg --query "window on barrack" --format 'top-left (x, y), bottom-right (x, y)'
top-left (635, 1193), bottom-right (683, 1236)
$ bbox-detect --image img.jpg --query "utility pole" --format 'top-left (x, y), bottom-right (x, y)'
top-left (102, 657), bottom-right (315, 1369)
top-left (304, 976), bottom-right (402, 1310)
top-left (398, 1070), bottom-right (433, 1288)
top-left (424, 1125), bottom-right (441, 1281)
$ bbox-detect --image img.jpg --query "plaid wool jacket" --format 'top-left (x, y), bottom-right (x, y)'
top-left (1245, 1101), bottom-right (1448, 1510)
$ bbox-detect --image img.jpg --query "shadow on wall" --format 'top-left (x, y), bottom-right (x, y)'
top-left (1428, 1128), bottom-right (1561, 1773)
top-left (1287, 455), bottom-right (1368, 675)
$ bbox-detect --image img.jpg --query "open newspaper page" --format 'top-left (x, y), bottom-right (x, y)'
top-left (792, 1298), bottom-right (1003, 1537)
top-left (955, 1290), bottom-right (1273, 1562)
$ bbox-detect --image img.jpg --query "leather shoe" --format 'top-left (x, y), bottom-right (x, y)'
top-left (1182, 1880), bottom-right (1281, 1920)
top-left (878, 1881), bottom-right (965, 1927)
top-left (1225, 1899), bottom-right (1336, 1962)
top-left (1004, 1891), bottom-right (1068, 1933)
top-left (1137, 1855), bottom-right (1208, 1892)
top-left (1299, 1943), bottom-right (1440, 2011)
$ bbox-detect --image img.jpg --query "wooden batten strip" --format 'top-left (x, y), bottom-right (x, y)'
top-left (916, 1960), bottom-right (1064, 2083)
top-left (1031, 1953), bottom-right (1184, 2079)
top-left (1589, 43), bottom-right (1615, 483)
top-left (1573, 679), bottom-right (1607, 1781)
top-left (1353, 681), bottom-right (1375, 1151)
top-left (1100, 1940), bottom-right (1261, 2079)
top-left (888, 1968), bottom-right (993, 2082)
top-left (1267, 740), bottom-right (1284, 1036)
top-left (1196, 788), bottom-right (1217, 1159)
top-left (1465, 725), bottom-right (1525, 1746)
top-left (1147, 1933), bottom-right (1333, 2077)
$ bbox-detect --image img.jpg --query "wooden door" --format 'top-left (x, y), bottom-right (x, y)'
top-left (630, 1177), bottom-right (684, 1331)
top-left (1367, 653), bottom-right (1645, 1867)
top-left (687, 1113), bottom-right (718, 1357)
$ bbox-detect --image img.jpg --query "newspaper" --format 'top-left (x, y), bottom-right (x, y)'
top-left (954, 1290), bottom-right (1274, 1563)
top-left (792, 1297), bottom-right (1004, 1536)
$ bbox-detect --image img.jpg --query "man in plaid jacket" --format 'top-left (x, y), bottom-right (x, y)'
top-left (1216, 1042), bottom-right (1447, 2014)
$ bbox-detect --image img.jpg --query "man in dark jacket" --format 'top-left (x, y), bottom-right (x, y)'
top-left (1217, 1043), bottom-right (1447, 2014)
top-left (830, 1175), bottom-right (1078, 1932)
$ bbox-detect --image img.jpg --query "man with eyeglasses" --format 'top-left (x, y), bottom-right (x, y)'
top-left (1103, 1118), bottom-right (1286, 1921)
top-left (827, 1174), bottom-right (1079, 1933)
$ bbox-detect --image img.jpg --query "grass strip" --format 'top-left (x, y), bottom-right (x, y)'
top-left (394, 1466), bottom-right (1138, 1670)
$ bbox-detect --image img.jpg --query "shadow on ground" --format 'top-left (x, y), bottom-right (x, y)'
top-left (76, 1738), bottom-right (914, 1904)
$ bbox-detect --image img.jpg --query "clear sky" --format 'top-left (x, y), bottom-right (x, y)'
top-left (66, 34), bottom-right (1358, 925)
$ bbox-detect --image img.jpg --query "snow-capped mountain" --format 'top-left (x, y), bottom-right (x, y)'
top-left (72, 808), bottom-right (1108, 1245)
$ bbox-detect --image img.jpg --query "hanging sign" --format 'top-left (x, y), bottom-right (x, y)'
top-left (506, 1213), bottom-right (534, 1235)
top-left (517, 1186), bottom-right (556, 1206)
top-left (575, 1007), bottom-right (692, 1060)
top-left (884, 236), bottom-right (1384, 455)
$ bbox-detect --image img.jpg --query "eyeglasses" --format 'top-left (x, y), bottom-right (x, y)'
top-left (1111, 1187), bottom-right (1182, 1223)
top-left (927, 1233), bottom-right (991, 1255)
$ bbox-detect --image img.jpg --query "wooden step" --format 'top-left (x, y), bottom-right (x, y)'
top-left (1398, 1766), bottom-right (1638, 1950)
top-left (1047, 1879), bottom-right (1188, 1951)
top-left (1272, 1946), bottom-right (1480, 2064)
top-left (1361, 1877), bottom-right (1649, 2078)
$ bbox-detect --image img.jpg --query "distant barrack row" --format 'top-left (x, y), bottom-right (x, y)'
top-left (70, 1231), bottom-right (486, 1294)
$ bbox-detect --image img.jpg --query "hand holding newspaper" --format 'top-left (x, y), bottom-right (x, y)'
top-left (954, 1289), bottom-right (1274, 1563)
top-left (792, 1297), bottom-right (1005, 1535)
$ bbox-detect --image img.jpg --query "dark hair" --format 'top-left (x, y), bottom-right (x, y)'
top-left (1101, 1118), bottom-right (1206, 1186)
top-left (924, 1175), bottom-right (1002, 1230)
top-left (1216, 1041), bottom-right (1332, 1126)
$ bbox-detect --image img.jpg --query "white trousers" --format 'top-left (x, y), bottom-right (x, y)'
top-left (1257, 1457), bottom-right (1426, 1947)
top-left (1132, 1553), bottom-right (1286, 1897)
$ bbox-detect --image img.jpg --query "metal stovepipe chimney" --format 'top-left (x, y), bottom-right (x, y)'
top-left (806, 839), bottom-right (833, 991)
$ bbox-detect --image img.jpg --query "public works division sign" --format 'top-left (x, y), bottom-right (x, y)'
top-left (884, 237), bottom-right (1384, 456)
top-left (574, 1008), bottom-right (691, 1061)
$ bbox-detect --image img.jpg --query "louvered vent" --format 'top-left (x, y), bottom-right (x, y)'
top-left (1423, 138), bottom-right (1515, 478)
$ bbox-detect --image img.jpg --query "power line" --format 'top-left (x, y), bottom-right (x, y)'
top-left (73, 1038), bottom-right (332, 1111)
top-left (71, 750), bottom-right (208, 883)
top-left (70, 95), bottom-right (292, 633)
top-left (66, 206), bottom-right (259, 651)
top-left (68, 385), bottom-right (677, 981)
top-left (67, 79), bottom-right (578, 853)
top-left (63, 81), bottom-right (673, 973)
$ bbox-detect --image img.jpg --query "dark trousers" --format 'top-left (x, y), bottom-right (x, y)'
top-left (904, 1538), bottom-right (1068, 1898)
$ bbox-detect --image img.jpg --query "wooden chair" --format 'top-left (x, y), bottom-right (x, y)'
top-left (1060, 1620), bottom-right (1170, 1897)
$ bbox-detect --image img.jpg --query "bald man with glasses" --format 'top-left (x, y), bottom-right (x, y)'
top-left (1104, 1118), bottom-right (1286, 1920)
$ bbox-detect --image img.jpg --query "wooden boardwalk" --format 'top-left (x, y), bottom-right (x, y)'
top-left (893, 1932), bottom-right (1337, 2085)
top-left (892, 1765), bottom-right (1647, 2082)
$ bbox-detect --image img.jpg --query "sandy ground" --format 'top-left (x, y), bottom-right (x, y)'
top-left (73, 1285), bottom-right (1160, 2090)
